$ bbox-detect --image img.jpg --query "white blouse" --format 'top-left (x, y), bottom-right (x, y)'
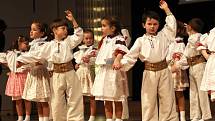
top-left (197, 27), bottom-right (215, 52)
top-left (121, 14), bottom-right (176, 71)
top-left (95, 34), bottom-right (129, 65)
top-left (17, 37), bottom-right (47, 64)
top-left (0, 51), bottom-right (28, 72)
top-left (73, 45), bottom-right (97, 65)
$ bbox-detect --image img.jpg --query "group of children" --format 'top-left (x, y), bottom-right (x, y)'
top-left (0, 0), bottom-right (215, 121)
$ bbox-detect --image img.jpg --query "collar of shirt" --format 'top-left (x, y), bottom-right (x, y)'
top-left (175, 37), bottom-right (184, 43)
top-left (107, 33), bottom-right (118, 39)
top-left (29, 36), bottom-right (47, 46)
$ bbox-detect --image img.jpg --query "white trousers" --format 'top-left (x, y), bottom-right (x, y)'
top-left (141, 68), bottom-right (178, 121)
top-left (51, 70), bottom-right (84, 121)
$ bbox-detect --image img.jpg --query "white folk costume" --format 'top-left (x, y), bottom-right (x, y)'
top-left (74, 45), bottom-right (97, 96)
top-left (17, 27), bottom-right (84, 121)
top-left (17, 37), bottom-right (50, 102)
top-left (92, 34), bottom-right (129, 102)
top-left (197, 28), bottom-right (215, 101)
top-left (121, 14), bottom-right (178, 121)
top-left (166, 37), bottom-right (189, 91)
top-left (0, 51), bottom-right (28, 100)
top-left (184, 33), bottom-right (211, 120)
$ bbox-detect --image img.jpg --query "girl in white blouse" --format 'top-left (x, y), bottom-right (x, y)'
top-left (92, 16), bottom-right (129, 121)
top-left (17, 21), bottom-right (51, 121)
top-left (74, 29), bottom-right (97, 121)
top-left (0, 36), bottom-right (31, 121)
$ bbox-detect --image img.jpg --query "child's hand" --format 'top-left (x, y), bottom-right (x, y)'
top-left (171, 64), bottom-right (178, 73)
top-left (65, 10), bottom-right (75, 22)
top-left (112, 59), bottom-right (122, 70)
top-left (75, 64), bottom-right (80, 70)
top-left (159, 0), bottom-right (171, 15)
top-left (159, 0), bottom-right (168, 10)
top-left (196, 42), bottom-right (204, 47)
top-left (89, 50), bottom-right (97, 57)
top-left (82, 56), bottom-right (90, 63)
top-left (16, 61), bottom-right (25, 68)
top-left (172, 53), bottom-right (181, 60)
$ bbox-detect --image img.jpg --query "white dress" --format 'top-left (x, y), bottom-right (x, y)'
top-left (74, 45), bottom-right (97, 96)
top-left (92, 34), bottom-right (129, 101)
top-left (17, 37), bottom-right (51, 102)
top-left (166, 37), bottom-right (189, 91)
top-left (198, 28), bottom-right (215, 91)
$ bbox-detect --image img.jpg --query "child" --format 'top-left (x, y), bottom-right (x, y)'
top-left (91, 15), bottom-right (129, 121)
top-left (115, 1), bottom-right (179, 121)
top-left (184, 18), bottom-right (211, 121)
top-left (166, 21), bottom-right (189, 121)
top-left (17, 21), bottom-right (51, 121)
top-left (74, 29), bottom-right (97, 121)
top-left (197, 27), bottom-right (215, 102)
top-left (17, 10), bottom-right (84, 121)
top-left (0, 36), bottom-right (31, 121)
top-left (197, 27), bottom-right (215, 100)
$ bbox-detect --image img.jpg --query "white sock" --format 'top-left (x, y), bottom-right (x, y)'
top-left (88, 116), bottom-right (95, 121)
top-left (39, 117), bottom-right (43, 121)
top-left (17, 116), bottom-right (23, 121)
top-left (180, 111), bottom-right (186, 121)
top-left (43, 117), bottom-right (49, 121)
top-left (106, 119), bottom-right (113, 121)
top-left (24, 115), bottom-right (30, 121)
top-left (115, 119), bottom-right (123, 121)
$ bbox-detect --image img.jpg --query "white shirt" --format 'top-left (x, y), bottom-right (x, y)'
top-left (17, 27), bottom-right (83, 64)
top-left (121, 14), bottom-right (176, 71)
top-left (184, 33), bottom-right (202, 57)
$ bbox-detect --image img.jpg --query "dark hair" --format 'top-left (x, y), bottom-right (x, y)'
top-left (176, 20), bottom-right (188, 38)
top-left (188, 18), bottom-right (204, 33)
top-left (32, 20), bottom-right (49, 37)
top-left (142, 11), bottom-right (160, 24)
top-left (50, 19), bottom-right (68, 30)
top-left (10, 35), bottom-right (29, 50)
top-left (102, 16), bottom-right (121, 35)
top-left (84, 29), bottom-right (94, 39)
top-left (0, 19), bottom-right (7, 32)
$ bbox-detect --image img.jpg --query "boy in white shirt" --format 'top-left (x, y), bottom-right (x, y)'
top-left (114, 1), bottom-right (178, 121)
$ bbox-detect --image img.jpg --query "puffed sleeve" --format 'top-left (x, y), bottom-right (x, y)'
top-left (114, 37), bottom-right (129, 56)
top-left (121, 29), bottom-right (131, 47)
top-left (66, 27), bottom-right (83, 49)
top-left (121, 38), bottom-right (142, 71)
top-left (197, 33), bottom-right (208, 51)
top-left (17, 42), bottom-right (51, 64)
top-left (160, 14), bottom-right (177, 43)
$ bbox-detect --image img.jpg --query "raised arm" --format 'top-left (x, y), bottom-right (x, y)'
top-left (65, 10), bottom-right (83, 49)
top-left (160, 1), bottom-right (177, 42)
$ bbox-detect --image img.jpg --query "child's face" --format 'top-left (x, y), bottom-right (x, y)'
top-left (53, 26), bottom-right (68, 40)
top-left (30, 23), bottom-right (44, 39)
top-left (19, 41), bottom-right (28, 51)
top-left (101, 19), bottom-right (115, 36)
top-left (143, 18), bottom-right (159, 35)
top-left (185, 24), bottom-right (192, 35)
top-left (83, 32), bottom-right (94, 46)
